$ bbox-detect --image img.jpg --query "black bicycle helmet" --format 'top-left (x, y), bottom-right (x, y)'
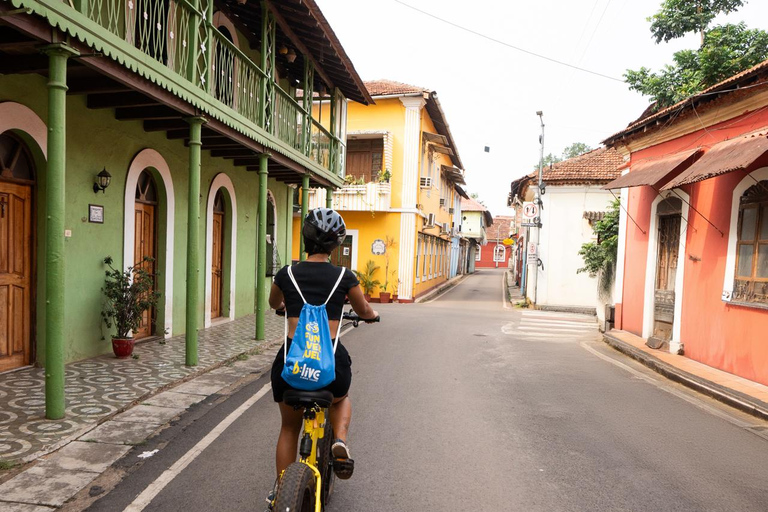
top-left (303, 208), bottom-right (346, 254)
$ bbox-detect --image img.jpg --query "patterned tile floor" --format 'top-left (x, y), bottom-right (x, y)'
top-left (0, 314), bottom-right (284, 463)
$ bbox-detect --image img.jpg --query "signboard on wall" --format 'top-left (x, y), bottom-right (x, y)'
top-left (371, 239), bottom-right (386, 255)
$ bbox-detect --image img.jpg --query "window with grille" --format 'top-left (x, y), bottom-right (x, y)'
top-left (733, 180), bottom-right (768, 304)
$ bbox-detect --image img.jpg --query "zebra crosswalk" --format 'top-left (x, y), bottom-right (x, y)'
top-left (506, 310), bottom-right (599, 341)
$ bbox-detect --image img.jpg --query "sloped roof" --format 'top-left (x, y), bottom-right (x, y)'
top-left (461, 197), bottom-right (488, 211)
top-left (488, 216), bottom-right (515, 240)
top-left (604, 58), bottom-right (768, 146)
top-left (542, 147), bottom-right (622, 183)
top-left (365, 79), bottom-right (429, 96)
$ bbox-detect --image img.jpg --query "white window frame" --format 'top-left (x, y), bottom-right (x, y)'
top-left (723, 166), bottom-right (768, 305)
top-left (415, 235), bottom-right (422, 284)
top-left (475, 245), bottom-right (482, 261)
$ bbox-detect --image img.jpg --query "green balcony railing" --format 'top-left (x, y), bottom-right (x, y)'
top-left (72, 0), bottom-right (343, 176)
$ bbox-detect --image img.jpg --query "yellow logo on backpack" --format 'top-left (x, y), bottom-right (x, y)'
top-left (292, 361), bottom-right (301, 374)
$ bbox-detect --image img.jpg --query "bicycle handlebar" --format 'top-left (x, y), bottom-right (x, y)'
top-left (275, 308), bottom-right (380, 325)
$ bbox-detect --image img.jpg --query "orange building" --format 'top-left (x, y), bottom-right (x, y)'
top-left (604, 60), bottom-right (768, 386)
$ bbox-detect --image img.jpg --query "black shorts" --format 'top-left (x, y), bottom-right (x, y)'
top-left (270, 339), bottom-right (352, 402)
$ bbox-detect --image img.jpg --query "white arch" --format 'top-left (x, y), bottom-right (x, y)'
top-left (0, 102), bottom-right (47, 159)
top-left (204, 173), bottom-right (238, 327)
top-left (123, 149), bottom-right (175, 338)
top-left (642, 189), bottom-right (690, 353)
top-left (722, 166), bottom-right (768, 302)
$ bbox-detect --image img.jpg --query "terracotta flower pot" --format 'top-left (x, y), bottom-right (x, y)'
top-left (379, 292), bottom-right (391, 304)
top-left (392, 295), bottom-right (399, 303)
top-left (112, 337), bottom-right (135, 359)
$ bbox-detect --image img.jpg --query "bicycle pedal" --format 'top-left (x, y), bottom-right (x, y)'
top-left (332, 458), bottom-right (354, 480)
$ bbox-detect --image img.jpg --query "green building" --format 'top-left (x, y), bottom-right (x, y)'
top-left (0, 0), bottom-right (371, 418)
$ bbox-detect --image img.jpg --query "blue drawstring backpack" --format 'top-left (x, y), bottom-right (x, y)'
top-left (281, 266), bottom-right (346, 390)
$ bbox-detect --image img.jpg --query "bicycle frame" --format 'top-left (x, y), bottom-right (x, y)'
top-left (279, 404), bottom-right (328, 512)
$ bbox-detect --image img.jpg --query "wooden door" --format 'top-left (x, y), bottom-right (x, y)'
top-left (330, 235), bottom-right (353, 269)
top-left (134, 202), bottom-right (156, 339)
top-left (211, 211), bottom-right (224, 318)
top-left (651, 203), bottom-right (682, 347)
top-left (0, 182), bottom-right (32, 372)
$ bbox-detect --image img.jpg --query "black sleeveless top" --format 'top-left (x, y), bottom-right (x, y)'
top-left (273, 262), bottom-right (359, 319)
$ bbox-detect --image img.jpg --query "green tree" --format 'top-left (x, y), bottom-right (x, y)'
top-left (562, 142), bottom-right (593, 159)
top-left (625, 1), bottom-right (768, 109)
top-left (578, 199), bottom-right (620, 297)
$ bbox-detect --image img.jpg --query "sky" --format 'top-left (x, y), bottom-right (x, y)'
top-left (315, 0), bottom-right (768, 215)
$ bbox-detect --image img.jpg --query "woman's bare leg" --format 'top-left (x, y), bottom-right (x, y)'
top-left (329, 395), bottom-right (351, 442)
top-left (275, 402), bottom-right (304, 476)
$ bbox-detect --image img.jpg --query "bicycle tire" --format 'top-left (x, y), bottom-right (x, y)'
top-left (316, 421), bottom-right (335, 506)
top-left (274, 462), bottom-right (316, 512)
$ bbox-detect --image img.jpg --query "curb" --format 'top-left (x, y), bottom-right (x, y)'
top-left (603, 332), bottom-right (768, 422)
top-left (414, 273), bottom-right (470, 303)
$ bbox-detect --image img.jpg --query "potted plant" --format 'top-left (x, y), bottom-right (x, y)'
top-left (379, 237), bottom-right (397, 303)
top-left (354, 260), bottom-right (380, 302)
top-left (101, 256), bottom-right (160, 358)
top-left (391, 274), bottom-right (400, 303)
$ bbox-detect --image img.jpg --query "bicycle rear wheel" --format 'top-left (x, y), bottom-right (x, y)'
top-left (274, 463), bottom-right (316, 512)
top-left (316, 421), bottom-right (335, 506)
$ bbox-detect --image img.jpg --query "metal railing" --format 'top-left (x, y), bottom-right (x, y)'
top-left (80, 0), bottom-right (342, 176)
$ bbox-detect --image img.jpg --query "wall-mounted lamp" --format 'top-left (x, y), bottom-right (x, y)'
top-left (278, 45), bottom-right (288, 56)
top-left (286, 48), bottom-right (297, 63)
top-left (93, 168), bottom-right (112, 194)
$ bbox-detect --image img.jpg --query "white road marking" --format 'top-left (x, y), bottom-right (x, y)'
top-left (517, 326), bottom-right (595, 334)
top-left (124, 382), bottom-right (272, 512)
top-left (519, 322), bottom-right (596, 330)
top-left (520, 318), bottom-right (596, 327)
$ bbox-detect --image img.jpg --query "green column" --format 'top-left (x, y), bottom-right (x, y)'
top-left (300, 175), bottom-right (310, 261)
top-left (185, 117), bottom-right (205, 366)
top-left (43, 43), bottom-right (78, 420)
top-left (326, 186), bottom-right (333, 209)
top-left (256, 153), bottom-right (269, 341)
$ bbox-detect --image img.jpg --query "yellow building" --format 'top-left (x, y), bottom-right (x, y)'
top-left (293, 80), bottom-right (468, 302)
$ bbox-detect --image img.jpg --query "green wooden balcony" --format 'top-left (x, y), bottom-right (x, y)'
top-left (6, 0), bottom-right (345, 180)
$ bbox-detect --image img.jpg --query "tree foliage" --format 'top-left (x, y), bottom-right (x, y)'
top-left (625, 1), bottom-right (768, 109)
top-left (578, 199), bottom-right (620, 297)
top-left (648, 0), bottom-right (745, 42)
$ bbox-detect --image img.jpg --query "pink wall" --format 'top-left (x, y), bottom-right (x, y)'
top-left (619, 108), bottom-right (768, 385)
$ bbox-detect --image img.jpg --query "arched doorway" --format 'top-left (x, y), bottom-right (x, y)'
top-left (0, 132), bottom-right (35, 371)
top-left (211, 190), bottom-right (225, 319)
top-left (134, 169), bottom-right (158, 339)
top-left (647, 195), bottom-right (685, 350)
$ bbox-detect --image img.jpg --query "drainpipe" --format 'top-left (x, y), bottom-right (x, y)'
top-left (300, 174), bottom-right (310, 260)
top-left (185, 116), bottom-right (205, 366)
top-left (43, 43), bottom-right (78, 420)
top-left (256, 153), bottom-right (269, 341)
top-left (326, 186), bottom-right (333, 209)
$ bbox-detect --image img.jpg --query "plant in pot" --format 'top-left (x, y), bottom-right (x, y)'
top-left (379, 237), bottom-right (397, 304)
top-left (391, 274), bottom-right (400, 303)
top-left (354, 260), bottom-right (380, 302)
top-left (101, 256), bottom-right (160, 358)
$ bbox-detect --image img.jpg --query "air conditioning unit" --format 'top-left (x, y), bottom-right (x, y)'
top-left (439, 198), bottom-right (446, 207)
top-left (440, 223), bottom-right (450, 235)
top-left (419, 177), bottom-right (433, 189)
top-left (426, 213), bottom-right (436, 227)
top-left (449, 207), bottom-right (454, 214)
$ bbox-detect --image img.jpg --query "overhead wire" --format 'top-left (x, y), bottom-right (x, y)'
top-left (392, 0), bottom-right (625, 83)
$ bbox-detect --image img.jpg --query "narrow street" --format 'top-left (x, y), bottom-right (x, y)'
top-left (83, 269), bottom-right (768, 512)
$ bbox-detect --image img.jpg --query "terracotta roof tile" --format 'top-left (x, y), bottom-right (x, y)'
top-left (487, 216), bottom-right (515, 240)
top-left (365, 79), bottom-right (429, 96)
top-left (542, 147), bottom-right (623, 183)
top-left (460, 196), bottom-right (488, 212)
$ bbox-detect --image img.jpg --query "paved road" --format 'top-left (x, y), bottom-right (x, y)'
top-left (84, 269), bottom-right (768, 512)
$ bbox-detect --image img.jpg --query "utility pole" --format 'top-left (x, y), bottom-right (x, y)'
top-left (528, 111), bottom-right (545, 305)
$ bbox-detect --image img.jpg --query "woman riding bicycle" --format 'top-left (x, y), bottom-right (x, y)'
top-left (268, 208), bottom-right (378, 491)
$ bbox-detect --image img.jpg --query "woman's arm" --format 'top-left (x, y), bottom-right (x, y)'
top-left (268, 283), bottom-right (285, 311)
top-left (347, 285), bottom-right (378, 321)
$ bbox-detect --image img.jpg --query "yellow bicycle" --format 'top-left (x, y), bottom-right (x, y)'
top-left (270, 311), bottom-right (377, 512)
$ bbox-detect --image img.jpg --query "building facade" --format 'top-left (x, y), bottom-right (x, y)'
top-left (509, 148), bottom-right (622, 316)
top-left (459, 197), bottom-right (493, 274)
top-left (604, 60), bottom-right (768, 386)
top-left (299, 80), bottom-right (468, 301)
top-left (0, 0), bottom-right (370, 417)
top-left (475, 215), bottom-right (515, 268)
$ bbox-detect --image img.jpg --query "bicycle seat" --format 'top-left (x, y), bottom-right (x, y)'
top-left (283, 389), bottom-right (334, 409)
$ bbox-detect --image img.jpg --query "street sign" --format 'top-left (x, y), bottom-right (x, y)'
top-left (527, 241), bottom-right (537, 257)
top-left (521, 222), bottom-right (540, 228)
top-left (522, 202), bottom-right (539, 220)
top-left (502, 238), bottom-right (515, 246)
